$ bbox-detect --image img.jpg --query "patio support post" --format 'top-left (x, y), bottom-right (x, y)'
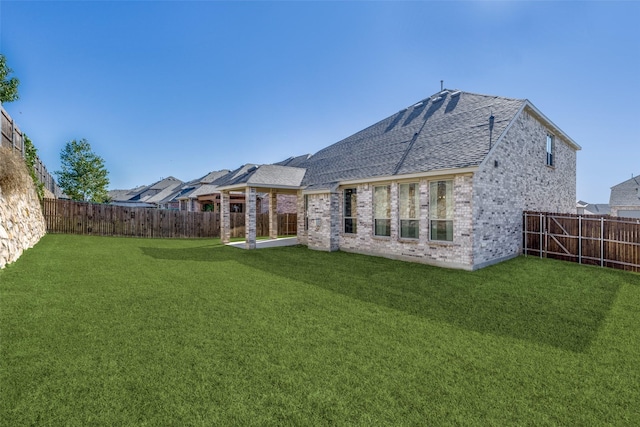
top-left (245, 187), bottom-right (257, 249)
top-left (269, 190), bottom-right (278, 239)
top-left (220, 190), bottom-right (231, 244)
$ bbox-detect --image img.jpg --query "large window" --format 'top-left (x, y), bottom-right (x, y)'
top-left (546, 134), bottom-right (555, 167)
top-left (429, 180), bottom-right (453, 241)
top-left (399, 183), bottom-right (419, 239)
top-left (344, 188), bottom-right (357, 234)
top-left (304, 195), bottom-right (309, 231)
top-left (373, 185), bottom-right (391, 236)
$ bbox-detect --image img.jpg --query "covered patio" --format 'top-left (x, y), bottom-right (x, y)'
top-left (216, 164), bottom-right (305, 249)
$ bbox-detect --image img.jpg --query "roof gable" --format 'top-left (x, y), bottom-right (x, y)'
top-left (610, 175), bottom-right (640, 206)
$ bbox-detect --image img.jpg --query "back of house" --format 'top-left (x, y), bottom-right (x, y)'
top-left (294, 89), bottom-right (580, 270)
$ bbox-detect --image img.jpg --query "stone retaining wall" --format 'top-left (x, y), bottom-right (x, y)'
top-left (0, 186), bottom-right (46, 269)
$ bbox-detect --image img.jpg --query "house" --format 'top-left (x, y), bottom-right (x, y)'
top-left (109, 176), bottom-right (184, 208)
top-left (609, 175), bottom-right (640, 218)
top-left (217, 89), bottom-right (580, 270)
top-left (576, 200), bottom-right (610, 216)
top-left (175, 170), bottom-right (231, 212)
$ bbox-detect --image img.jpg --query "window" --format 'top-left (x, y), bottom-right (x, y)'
top-left (546, 134), bottom-right (554, 166)
top-left (399, 183), bottom-right (419, 239)
top-left (343, 188), bottom-right (357, 234)
top-left (429, 180), bottom-right (453, 241)
top-left (373, 185), bottom-right (390, 236)
top-left (304, 195), bottom-right (309, 231)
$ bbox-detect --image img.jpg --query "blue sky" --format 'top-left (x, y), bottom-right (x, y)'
top-left (1, 1), bottom-right (638, 203)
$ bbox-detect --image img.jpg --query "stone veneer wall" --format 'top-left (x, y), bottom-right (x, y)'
top-left (472, 108), bottom-right (577, 268)
top-left (258, 194), bottom-right (297, 214)
top-left (610, 206), bottom-right (640, 218)
top-left (337, 176), bottom-right (474, 269)
top-left (0, 185), bottom-right (46, 269)
top-left (298, 175), bottom-right (475, 269)
top-left (304, 192), bottom-right (340, 252)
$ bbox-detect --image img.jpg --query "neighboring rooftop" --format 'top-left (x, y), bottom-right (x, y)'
top-left (610, 175), bottom-right (640, 206)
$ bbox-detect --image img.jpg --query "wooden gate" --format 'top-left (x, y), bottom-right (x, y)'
top-left (523, 211), bottom-right (640, 272)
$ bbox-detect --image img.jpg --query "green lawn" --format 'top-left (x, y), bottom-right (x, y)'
top-left (1, 234), bottom-right (639, 426)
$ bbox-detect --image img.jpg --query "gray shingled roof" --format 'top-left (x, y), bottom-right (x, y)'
top-left (211, 164), bottom-right (259, 187)
top-left (298, 90), bottom-right (526, 187)
top-left (216, 164), bottom-right (306, 189)
top-left (198, 170), bottom-right (231, 184)
top-left (609, 175), bottom-right (640, 206)
top-left (274, 154), bottom-right (311, 168)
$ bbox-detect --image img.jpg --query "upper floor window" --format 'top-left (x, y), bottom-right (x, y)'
top-left (429, 180), bottom-right (453, 241)
top-left (344, 188), bottom-right (357, 234)
top-left (546, 134), bottom-right (555, 167)
top-left (373, 185), bottom-right (390, 236)
top-left (399, 183), bottom-right (419, 239)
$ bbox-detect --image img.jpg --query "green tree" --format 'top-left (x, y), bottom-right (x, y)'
top-left (56, 139), bottom-right (110, 202)
top-left (0, 54), bottom-right (20, 103)
top-left (23, 134), bottom-right (45, 200)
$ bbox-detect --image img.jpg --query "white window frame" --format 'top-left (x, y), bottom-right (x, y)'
top-left (429, 180), bottom-right (453, 242)
top-left (373, 185), bottom-right (391, 237)
top-left (546, 134), bottom-right (555, 167)
top-left (399, 182), bottom-right (419, 239)
top-left (343, 188), bottom-right (357, 234)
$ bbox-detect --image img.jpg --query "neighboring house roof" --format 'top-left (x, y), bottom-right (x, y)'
top-left (108, 189), bottom-right (135, 202)
top-left (189, 184), bottom-right (221, 198)
top-left (109, 201), bottom-right (157, 208)
top-left (159, 185), bottom-right (197, 205)
top-left (198, 170), bottom-right (231, 184)
top-left (140, 181), bottom-right (184, 204)
top-left (297, 89), bottom-right (579, 188)
top-left (147, 176), bottom-right (182, 191)
top-left (577, 201), bottom-right (611, 215)
top-left (216, 164), bottom-right (306, 191)
top-left (609, 175), bottom-right (640, 207)
top-left (274, 154), bottom-right (311, 168)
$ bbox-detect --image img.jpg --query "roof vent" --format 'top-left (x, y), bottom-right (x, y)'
top-left (450, 91), bottom-right (461, 97)
top-left (431, 96), bottom-right (443, 102)
top-left (413, 102), bottom-right (423, 108)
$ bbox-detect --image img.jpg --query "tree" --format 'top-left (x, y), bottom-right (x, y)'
top-left (0, 54), bottom-right (20, 103)
top-left (56, 139), bottom-right (110, 203)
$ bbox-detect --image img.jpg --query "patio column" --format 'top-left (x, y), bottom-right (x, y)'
top-left (220, 190), bottom-right (231, 244)
top-left (245, 187), bottom-right (257, 249)
top-left (269, 190), bottom-right (278, 239)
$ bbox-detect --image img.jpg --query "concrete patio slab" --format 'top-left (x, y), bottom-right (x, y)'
top-left (226, 237), bottom-right (299, 249)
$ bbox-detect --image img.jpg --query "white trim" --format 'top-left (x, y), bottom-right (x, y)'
top-left (337, 167), bottom-right (478, 187)
top-left (216, 183), bottom-right (303, 192)
top-left (524, 101), bottom-right (581, 150)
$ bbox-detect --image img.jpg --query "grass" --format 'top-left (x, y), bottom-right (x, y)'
top-left (1, 234), bottom-right (639, 426)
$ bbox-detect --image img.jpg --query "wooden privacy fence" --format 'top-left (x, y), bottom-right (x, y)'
top-left (43, 199), bottom-right (297, 239)
top-left (523, 211), bottom-right (640, 272)
top-left (2, 105), bottom-right (62, 197)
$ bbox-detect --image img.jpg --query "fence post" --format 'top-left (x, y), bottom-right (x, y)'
top-left (600, 217), bottom-right (604, 267)
top-left (539, 213), bottom-right (544, 259)
top-left (578, 216), bottom-right (582, 265)
top-left (524, 212), bottom-right (528, 256)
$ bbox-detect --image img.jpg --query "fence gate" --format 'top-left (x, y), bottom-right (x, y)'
top-left (523, 211), bottom-right (640, 272)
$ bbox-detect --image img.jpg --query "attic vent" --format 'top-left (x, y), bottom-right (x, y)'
top-left (450, 91), bottom-right (461, 97)
top-left (431, 96), bottom-right (443, 102)
top-left (413, 102), bottom-right (423, 108)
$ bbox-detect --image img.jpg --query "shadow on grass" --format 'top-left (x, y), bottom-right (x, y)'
top-left (139, 243), bottom-right (236, 263)
top-left (141, 244), bottom-right (622, 353)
